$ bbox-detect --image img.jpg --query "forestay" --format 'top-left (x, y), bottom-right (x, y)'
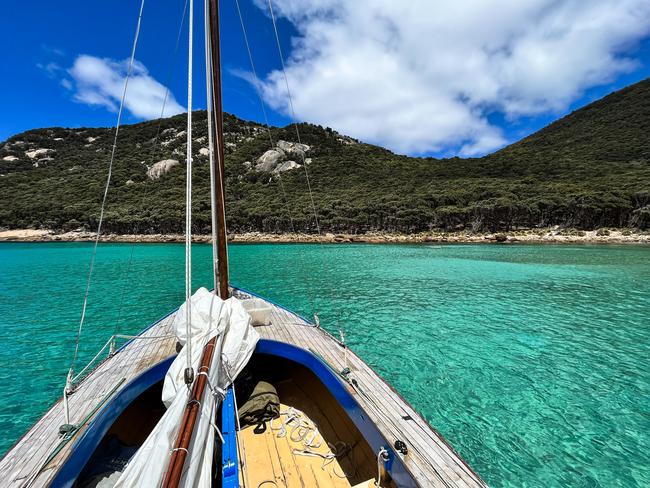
top-left (114, 287), bottom-right (259, 487)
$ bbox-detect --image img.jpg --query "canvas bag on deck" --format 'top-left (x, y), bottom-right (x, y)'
top-left (238, 380), bottom-right (280, 429)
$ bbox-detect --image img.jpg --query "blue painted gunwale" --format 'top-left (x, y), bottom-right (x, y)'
top-left (49, 355), bottom-right (175, 488)
top-left (226, 339), bottom-right (418, 488)
top-left (46, 288), bottom-right (419, 487)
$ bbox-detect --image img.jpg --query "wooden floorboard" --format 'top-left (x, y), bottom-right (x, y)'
top-left (0, 293), bottom-right (487, 488)
top-left (239, 400), bottom-right (360, 488)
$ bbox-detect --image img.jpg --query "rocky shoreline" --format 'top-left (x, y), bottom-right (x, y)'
top-left (0, 228), bottom-right (648, 244)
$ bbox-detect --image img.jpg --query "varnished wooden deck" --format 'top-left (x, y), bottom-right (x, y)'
top-left (0, 292), bottom-right (487, 488)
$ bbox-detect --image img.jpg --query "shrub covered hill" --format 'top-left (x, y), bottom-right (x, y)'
top-left (1, 78), bottom-right (649, 234)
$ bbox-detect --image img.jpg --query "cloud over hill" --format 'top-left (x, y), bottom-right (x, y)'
top-left (254, 0), bottom-right (650, 155)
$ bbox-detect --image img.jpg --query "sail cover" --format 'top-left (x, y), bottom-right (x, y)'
top-left (114, 287), bottom-right (259, 487)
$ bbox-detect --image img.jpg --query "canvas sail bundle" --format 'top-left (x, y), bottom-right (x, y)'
top-left (114, 287), bottom-right (259, 487)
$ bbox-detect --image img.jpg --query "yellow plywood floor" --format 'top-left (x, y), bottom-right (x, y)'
top-left (237, 374), bottom-right (378, 488)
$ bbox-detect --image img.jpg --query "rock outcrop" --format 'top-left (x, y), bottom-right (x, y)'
top-left (255, 149), bottom-right (285, 172)
top-left (274, 161), bottom-right (302, 173)
top-left (25, 148), bottom-right (54, 159)
top-left (254, 140), bottom-right (310, 173)
top-left (276, 140), bottom-right (310, 160)
top-left (147, 159), bottom-right (180, 179)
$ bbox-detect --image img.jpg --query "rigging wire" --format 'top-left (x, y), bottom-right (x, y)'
top-left (266, 0), bottom-right (345, 324)
top-left (233, 0), bottom-right (274, 150)
top-left (234, 0), bottom-right (317, 316)
top-left (266, 0), bottom-right (322, 236)
top-left (233, 0), bottom-right (290, 228)
top-left (68, 0), bottom-right (146, 377)
top-left (112, 0), bottom-right (189, 340)
top-left (185, 0), bottom-right (195, 375)
top-left (266, 0), bottom-right (347, 344)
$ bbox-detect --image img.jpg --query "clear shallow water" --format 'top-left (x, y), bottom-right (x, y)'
top-left (0, 242), bottom-right (648, 487)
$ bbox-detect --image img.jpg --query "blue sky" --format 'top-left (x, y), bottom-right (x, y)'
top-left (1, 0), bottom-right (649, 157)
top-left (0, 1), bottom-right (293, 136)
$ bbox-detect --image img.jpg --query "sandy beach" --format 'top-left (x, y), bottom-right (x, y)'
top-left (0, 228), bottom-right (648, 244)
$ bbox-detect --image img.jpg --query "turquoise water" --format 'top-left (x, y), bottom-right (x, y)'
top-left (0, 242), bottom-right (649, 487)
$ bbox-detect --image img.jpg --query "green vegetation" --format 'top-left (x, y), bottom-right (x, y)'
top-left (1, 79), bottom-right (649, 234)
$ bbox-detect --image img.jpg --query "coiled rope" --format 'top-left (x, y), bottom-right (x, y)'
top-left (269, 407), bottom-right (351, 478)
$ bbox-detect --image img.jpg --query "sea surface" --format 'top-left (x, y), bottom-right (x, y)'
top-left (0, 242), bottom-right (648, 487)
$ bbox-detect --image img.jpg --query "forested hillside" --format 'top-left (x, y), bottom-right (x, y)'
top-left (1, 79), bottom-right (649, 234)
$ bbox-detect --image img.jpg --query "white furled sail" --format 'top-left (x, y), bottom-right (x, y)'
top-left (114, 287), bottom-right (259, 487)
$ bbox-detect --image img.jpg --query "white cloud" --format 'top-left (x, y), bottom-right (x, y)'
top-left (37, 61), bottom-right (63, 79)
top-left (68, 55), bottom-right (184, 119)
top-left (253, 0), bottom-right (650, 155)
top-left (60, 78), bottom-right (73, 91)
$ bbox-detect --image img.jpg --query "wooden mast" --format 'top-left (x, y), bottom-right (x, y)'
top-left (162, 1), bottom-right (228, 486)
top-left (208, 0), bottom-right (229, 299)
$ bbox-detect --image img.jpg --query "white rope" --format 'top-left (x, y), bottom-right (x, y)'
top-left (195, 370), bottom-right (227, 444)
top-left (185, 0), bottom-right (194, 374)
top-left (204, 0), bottom-right (219, 292)
top-left (68, 0), bottom-right (146, 377)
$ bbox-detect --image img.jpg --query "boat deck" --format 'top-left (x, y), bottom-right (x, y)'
top-left (0, 292), bottom-right (487, 488)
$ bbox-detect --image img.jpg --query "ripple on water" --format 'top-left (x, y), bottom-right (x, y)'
top-left (0, 242), bottom-right (648, 487)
